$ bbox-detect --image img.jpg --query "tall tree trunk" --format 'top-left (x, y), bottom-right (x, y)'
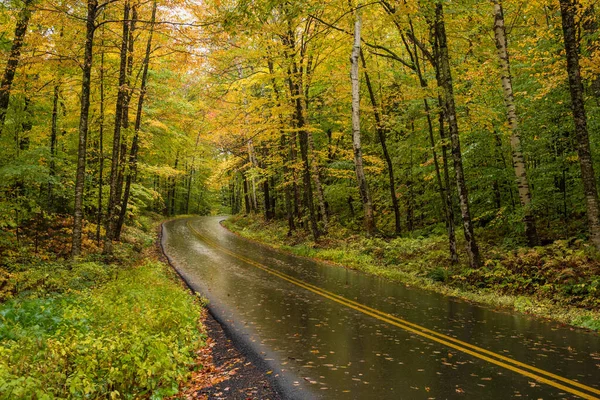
top-left (283, 156), bottom-right (295, 234)
top-left (269, 58), bottom-right (296, 233)
top-left (122, 5), bottom-right (137, 130)
top-left (104, 1), bottom-right (131, 254)
top-left (263, 166), bottom-right (272, 220)
top-left (259, 145), bottom-right (274, 220)
top-left (96, 24), bottom-right (106, 246)
top-left (404, 15), bottom-right (449, 230)
top-left (350, 12), bottom-right (376, 236)
top-left (281, 20), bottom-right (317, 238)
top-left (285, 57), bottom-right (318, 238)
top-left (435, 2), bottom-right (481, 268)
top-left (290, 131), bottom-right (302, 225)
top-left (361, 52), bottom-right (401, 235)
top-left (438, 104), bottom-right (459, 263)
top-left (72, 0), bottom-right (99, 258)
top-left (493, 0), bottom-right (539, 246)
top-left (298, 119), bottom-right (319, 239)
top-left (559, 0), bottom-right (600, 249)
top-left (114, 6), bottom-right (137, 230)
top-left (116, 0), bottom-right (157, 240)
top-left (430, 19), bottom-right (460, 261)
top-left (0, 0), bottom-right (33, 135)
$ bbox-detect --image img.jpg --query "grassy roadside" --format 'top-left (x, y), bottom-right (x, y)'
top-left (0, 218), bottom-right (205, 399)
top-left (223, 214), bottom-right (600, 332)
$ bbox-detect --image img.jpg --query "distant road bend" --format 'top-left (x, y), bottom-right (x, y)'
top-left (162, 216), bottom-right (600, 399)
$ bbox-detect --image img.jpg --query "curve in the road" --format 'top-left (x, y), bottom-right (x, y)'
top-left (186, 220), bottom-right (600, 400)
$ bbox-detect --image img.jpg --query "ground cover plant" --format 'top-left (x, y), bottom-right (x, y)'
top-left (0, 222), bottom-right (205, 399)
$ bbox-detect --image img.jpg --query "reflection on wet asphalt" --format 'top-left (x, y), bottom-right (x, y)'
top-left (162, 216), bottom-right (600, 399)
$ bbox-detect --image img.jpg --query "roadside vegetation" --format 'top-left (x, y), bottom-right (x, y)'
top-left (1, 0), bottom-right (600, 394)
top-left (0, 217), bottom-right (205, 398)
top-left (224, 214), bottom-right (600, 331)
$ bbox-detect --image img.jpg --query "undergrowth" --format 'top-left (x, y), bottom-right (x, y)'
top-left (0, 219), bottom-right (204, 399)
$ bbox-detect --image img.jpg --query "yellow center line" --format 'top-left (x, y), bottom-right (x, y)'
top-left (185, 221), bottom-right (600, 400)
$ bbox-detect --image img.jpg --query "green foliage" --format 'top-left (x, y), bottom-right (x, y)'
top-left (427, 267), bottom-right (449, 283)
top-left (459, 240), bottom-right (600, 308)
top-left (0, 262), bottom-right (203, 399)
top-left (1, 261), bottom-right (115, 302)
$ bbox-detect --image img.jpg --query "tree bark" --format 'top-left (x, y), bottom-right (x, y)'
top-left (493, 0), bottom-right (539, 246)
top-left (269, 58), bottom-right (296, 233)
top-left (0, 0), bottom-right (33, 135)
top-left (72, 0), bottom-right (99, 258)
top-left (104, 1), bottom-right (131, 254)
top-left (116, 0), bottom-right (156, 240)
top-left (350, 12), bottom-right (376, 236)
top-left (283, 27), bottom-right (319, 239)
top-left (437, 103), bottom-right (459, 263)
top-left (114, 6), bottom-right (137, 221)
top-left (122, 5), bottom-right (137, 130)
top-left (559, 0), bottom-right (600, 249)
top-left (96, 23), bottom-right (106, 246)
top-left (435, 2), bottom-right (481, 268)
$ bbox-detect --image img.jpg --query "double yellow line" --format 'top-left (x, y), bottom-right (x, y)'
top-left (186, 221), bottom-right (600, 399)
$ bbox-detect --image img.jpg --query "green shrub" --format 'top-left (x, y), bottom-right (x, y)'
top-left (427, 267), bottom-right (449, 283)
top-left (1, 262), bottom-right (115, 302)
top-left (0, 262), bottom-right (203, 399)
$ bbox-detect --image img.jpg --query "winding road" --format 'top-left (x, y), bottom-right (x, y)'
top-left (161, 216), bottom-right (600, 399)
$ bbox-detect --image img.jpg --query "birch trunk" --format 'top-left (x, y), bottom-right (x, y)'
top-left (350, 12), bottom-right (376, 236)
top-left (492, 0), bottom-right (539, 246)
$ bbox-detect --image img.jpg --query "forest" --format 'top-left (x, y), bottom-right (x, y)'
top-left (0, 0), bottom-right (600, 397)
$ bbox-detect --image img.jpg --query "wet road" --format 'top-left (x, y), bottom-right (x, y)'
top-left (161, 216), bottom-right (600, 399)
